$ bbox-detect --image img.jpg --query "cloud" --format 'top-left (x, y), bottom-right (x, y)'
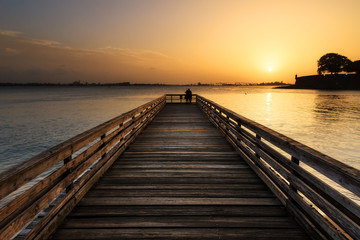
top-left (0, 29), bottom-right (60, 46)
top-left (21, 38), bottom-right (60, 47)
top-left (100, 47), bottom-right (169, 59)
top-left (4, 48), bottom-right (21, 56)
top-left (0, 30), bottom-right (229, 84)
top-left (98, 46), bottom-right (172, 64)
top-left (0, 30), bottom-right (21, 37)
top-left (0, 30), bottom-right (181, 83)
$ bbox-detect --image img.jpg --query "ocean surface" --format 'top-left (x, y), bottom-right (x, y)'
top-left (1, 85), bottom-right (359, 174)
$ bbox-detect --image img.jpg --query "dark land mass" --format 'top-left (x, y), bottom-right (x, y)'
top-left (0, 81), bottom-right (288, 87)
top-left (276, 74), bottom-right (360, 90)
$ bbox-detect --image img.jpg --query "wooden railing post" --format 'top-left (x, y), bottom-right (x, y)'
top-left (64, 156), bottom-right (74, 193)
top-left (131, 115), bottom-right (136, 131)
top-left (236, 120), bottom-right (242, 142)
top-left (290, 156), bottom-right (300, 193)
top-left (254, 134), bottom-right (262, 162)
top-left (100, 134), bottom-right (106, 160)
top-left (237, 120), bottom-right (241, 128)
top-left (225, 115), bottom-right (230, 131)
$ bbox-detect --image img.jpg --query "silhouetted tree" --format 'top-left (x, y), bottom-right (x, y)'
top-left (317, 53), bottom-right (351, 75)
top-left (346, 60), bottom-right (360, 74)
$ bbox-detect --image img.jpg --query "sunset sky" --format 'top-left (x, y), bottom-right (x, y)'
top-left (1, 0), bottom-right (360, 84)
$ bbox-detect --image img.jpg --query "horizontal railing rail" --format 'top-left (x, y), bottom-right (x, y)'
top-left (197, 95), bottom-right (360, 240)
top-left (166, 94), bottom-right (198, 103)
top-left (1, 93), bottom-right (359, 240)
top-left (0, 95), bottom-right (166, 240)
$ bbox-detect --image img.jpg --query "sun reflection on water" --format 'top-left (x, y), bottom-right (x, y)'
top-left (265, 92), bottom-right (272, 121)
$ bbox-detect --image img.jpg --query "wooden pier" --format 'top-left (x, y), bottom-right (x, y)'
top-left (0, 94), bottom-right (359, 240)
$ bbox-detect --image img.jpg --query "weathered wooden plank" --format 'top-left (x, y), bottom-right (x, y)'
top-left (105, 168), bottom-right (251, 173)
top-left (290, 176), bottom-right (360, 239)
top-left (98, 177), bottom-right (263, 185)
top-left (93, 183), bottom-right (267, 189)
top-left (126, 146), bottom-right (235, 152)
top-left (104, 172), bottom-right (255, 177)
top-left (115, 157), bottom-right (244, 162)
top-left (0, 162), bottom-right (66, 227)
top-left (285, 200), bottom-right (328, 240)
top-left (115, 159), bottom-right (244, 164)
top-left (132, 139), bottom-right (229, 145)
top-left (85, 189), bottom-right (274, 198)
top-left (52, 228), bottom-right (309, 240)
top-left (152, 119), bottom-right (209, 123)
top-left (69, 205), bottom-right (288, 217)
top-left (148, 121), bottom-right (214, 126)
top-left (110, 164), bottom-right (250, 169)
top-left (119, 152), bottom-right (241, 158)
top-left (110, 163), bottom-right (248, 170)
top-left (100, 172), bottom-right (258, 178)
top-left (139, 129), bottom-right (222, 136)
top-left (78, 197), bottom-right (281, 206)
top-left (61, 216), bottom-right (299, 228)
top-left (113, 158), bottom-right (248, 163)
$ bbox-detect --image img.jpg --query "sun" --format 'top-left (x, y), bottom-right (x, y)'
top-left (268, 67), bottom-right (273, 72)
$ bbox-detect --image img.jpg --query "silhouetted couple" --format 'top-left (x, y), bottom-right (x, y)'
top-left (185, 88), bottom-right (192, 103)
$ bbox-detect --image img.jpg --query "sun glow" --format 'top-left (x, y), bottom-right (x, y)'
top-left (1, 1), bottom-right (360, 84)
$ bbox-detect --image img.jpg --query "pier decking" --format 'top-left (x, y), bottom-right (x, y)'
top-left (52, 104), bottom-right (309, 239)
top-left (1, 94), bottom-right (359, 240)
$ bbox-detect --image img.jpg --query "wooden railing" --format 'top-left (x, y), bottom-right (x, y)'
top-left (197, 95), bottom-right (360, 240)
top-left (166, 94), bottom-right (197, 103)
top-left (1, 94), bottom-right (359, 240)
top-left (0, 95), bottom-right (166, 240)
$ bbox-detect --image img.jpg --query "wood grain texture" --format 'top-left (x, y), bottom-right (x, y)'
top-left (52, 228), bottom-right (309, 240)
top-left (197, 95), bottom-right (359, 240)
top-left (0, 96), bottom-right (166, 240)
top-left (51, 104), bottom-right (310, 240)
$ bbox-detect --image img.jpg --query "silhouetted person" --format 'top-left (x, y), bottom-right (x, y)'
top-left (185, 88), bottom-right (192, 103)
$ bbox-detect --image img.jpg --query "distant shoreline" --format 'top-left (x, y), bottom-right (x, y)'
top-left (0, 82), bottom-right (288, 87)
top-left (276, 74), bottom-right (360, 90)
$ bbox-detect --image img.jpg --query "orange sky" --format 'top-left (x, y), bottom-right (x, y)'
top-left (1, 0), bottom-right (360, 84)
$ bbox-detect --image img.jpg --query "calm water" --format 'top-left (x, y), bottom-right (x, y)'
top-left (1, 85), bottom-right (359, 174)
